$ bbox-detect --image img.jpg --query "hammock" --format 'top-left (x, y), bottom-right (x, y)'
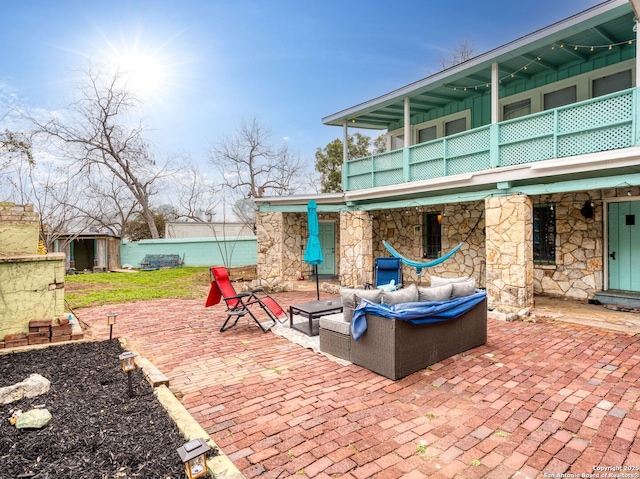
top-left (382, 240), bottom-right (463, 276)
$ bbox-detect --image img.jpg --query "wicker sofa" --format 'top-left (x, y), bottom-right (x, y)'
top-left (319, 282), bottom-right (487, 380)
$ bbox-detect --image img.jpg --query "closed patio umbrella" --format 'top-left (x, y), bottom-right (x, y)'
top-left (303, 200), bottom-right (323, 300)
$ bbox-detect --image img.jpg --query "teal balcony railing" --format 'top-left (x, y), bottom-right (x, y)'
top-left (343, 87), bottom-right (639, 191)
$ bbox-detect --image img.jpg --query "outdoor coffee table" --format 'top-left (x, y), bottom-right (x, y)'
top-left (289, 298), bottom-right (343, 337)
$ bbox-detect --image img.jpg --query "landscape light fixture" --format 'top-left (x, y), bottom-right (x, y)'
top-left (118, 351), bottom-right (137, 397)
top-left (177, 438), bottom-right (211, 479)
top-left (106, 312), bottom-right (118, 340)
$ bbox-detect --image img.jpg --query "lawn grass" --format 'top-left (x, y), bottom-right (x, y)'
top-left (65, 267), bottom-right (212, 309)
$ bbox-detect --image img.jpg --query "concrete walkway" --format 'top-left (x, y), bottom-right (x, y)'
top-left (78, 292), bottom-right (640, 479)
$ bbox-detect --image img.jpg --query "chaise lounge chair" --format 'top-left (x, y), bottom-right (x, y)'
top-left (205, 266), bottom-right (287, 333)
top-left (364, 257), bottom-right (403, 290)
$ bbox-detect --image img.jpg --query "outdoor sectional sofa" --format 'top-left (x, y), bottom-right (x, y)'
top-left (319, 280), bottom-right (487, 380)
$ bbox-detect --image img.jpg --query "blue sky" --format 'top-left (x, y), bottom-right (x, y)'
top-left (1, 0), bottom-right (604, 174)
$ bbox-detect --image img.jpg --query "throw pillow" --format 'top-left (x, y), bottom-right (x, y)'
top-left (382, 284), bottom-right (418, 305)
top-left (430, 275), bottom-right (470, 287)
top-left (339, 287), bottom-right (383, 322)
top-left (354, 288), bottom-right (383, 306)
top-left (451, 278), bottom-right (476, 298)
top-left (417, 283), bottom-right (453, 302)
top-left (339, 287), bottom-right (358, 322)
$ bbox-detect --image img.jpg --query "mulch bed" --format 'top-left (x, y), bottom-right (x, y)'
top-left (0, 340), bottom-right (193, 478)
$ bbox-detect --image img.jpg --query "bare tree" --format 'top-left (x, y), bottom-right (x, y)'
top-left (27, 64), bottom-right (173, 238)
top-left (0, 129), bottom-right (34, 201)
top-left (438, 38), bottom-right (476, 70)
top-left (208, 117), bottom-right (305, 225)
top-left (174, 160), bottom-right (220, 222)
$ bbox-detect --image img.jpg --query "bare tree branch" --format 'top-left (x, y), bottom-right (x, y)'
top-left (25, 63), bottom-right (175, 238)
top-left (438, 38), bottom-right (476, 70)
top-left (174, 160), bottom-right (220, 222)
top-left (208, 117), bottom-right (306, 226)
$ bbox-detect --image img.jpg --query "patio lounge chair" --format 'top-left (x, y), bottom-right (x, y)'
top-left (205, 266), bottom-right (287, 333)
top-left (364, 257), bottom-right (403, 290)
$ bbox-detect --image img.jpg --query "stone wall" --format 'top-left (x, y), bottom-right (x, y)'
top-left (371, 202), bottom-right (486, 286)
top-left (256, 187), bottom-right (631, 302)
top-left (532, 190), bottom-right (604, 300)
top-left (256, 211), bottom-right (340, 290)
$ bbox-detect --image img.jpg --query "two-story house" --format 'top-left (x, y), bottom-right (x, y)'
top-left (255, 0), bottom-right (640, 314)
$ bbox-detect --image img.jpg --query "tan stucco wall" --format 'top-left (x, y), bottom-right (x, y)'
top-left (0, 253), bottom-right (66, 338)
top-left (0, 203), bottom-right (39, 255)
top-left (0, 203), bottom-right (66, 340)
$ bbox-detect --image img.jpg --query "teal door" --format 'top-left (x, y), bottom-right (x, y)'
top-left (608, 201), bottom-right (640, 291)
top-left (317, 222), bottom-right (335, 275)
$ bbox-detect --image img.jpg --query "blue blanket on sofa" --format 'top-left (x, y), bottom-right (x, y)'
top-left (350, 290), bottom-right (487, 341)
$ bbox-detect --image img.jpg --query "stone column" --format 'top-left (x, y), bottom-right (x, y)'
top-left (256, 211), bottom-right (284, 286)
top-left (339, 210), bottom-right (373, 287)
top-left (485, 195), bottom-right (533, 314)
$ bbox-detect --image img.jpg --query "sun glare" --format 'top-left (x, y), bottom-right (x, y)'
top-left (112, 48), bottom-right (168, 99)
top-left (96, 29), bottom-right (183, 105)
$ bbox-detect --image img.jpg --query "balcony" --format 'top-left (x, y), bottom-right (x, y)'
top-left (343, 87), bottom-right (639, 192)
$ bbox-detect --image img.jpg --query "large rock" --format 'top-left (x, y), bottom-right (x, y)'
top-left (16, 408), bottom-right (52, 429)
top-left (0, 373), bottom-right (51, 405)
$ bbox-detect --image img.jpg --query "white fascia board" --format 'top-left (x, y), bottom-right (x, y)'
top-left (254, 192), bottom-right (345, 207)
top-left (322, 0), bottom-right (630, 127)
top-left (343, 174), bottom-right (475, 202)
top-left (341, 146), bottom-right (640, 203)
top-left (529, 146), bottom-right (640, 174)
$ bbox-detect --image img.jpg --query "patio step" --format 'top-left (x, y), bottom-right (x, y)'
top-left (594, 290), bottom-right (640, 310)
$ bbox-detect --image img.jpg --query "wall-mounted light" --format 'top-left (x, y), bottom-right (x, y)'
top-left (580, 201), bottom-right (594, 219)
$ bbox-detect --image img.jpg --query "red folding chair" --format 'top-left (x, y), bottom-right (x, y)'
top-left (205, 266), bottom-right (287, 332)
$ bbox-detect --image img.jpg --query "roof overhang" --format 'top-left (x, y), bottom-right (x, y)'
top-left (323, 0), bottom-right (634, 130)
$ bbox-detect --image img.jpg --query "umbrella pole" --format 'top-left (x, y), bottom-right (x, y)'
top-left (315, 265), bottom-right (320, 300)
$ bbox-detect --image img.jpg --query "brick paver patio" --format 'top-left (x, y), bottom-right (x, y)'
top-left (78, 291), bottom-right (640, 479)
